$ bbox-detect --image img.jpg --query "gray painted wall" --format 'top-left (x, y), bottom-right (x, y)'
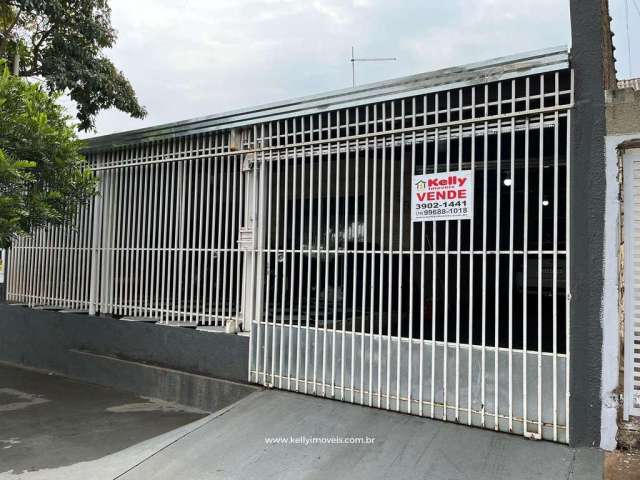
top-left (0, 304), bottom-right (249, 384)
top-left (569, 0), bottom-right (606, 447)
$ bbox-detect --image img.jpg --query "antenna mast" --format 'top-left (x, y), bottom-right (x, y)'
top-left (350, 46), bottom-right (397, 88)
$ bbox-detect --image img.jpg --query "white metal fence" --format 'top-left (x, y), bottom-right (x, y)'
top-left (7, 132), bottom-right (249, 325)
top-left (6, 51), bottom-right (572, 443)
top-left (6, 205), bottom-right (94, 310)
top-left (248, 70), bottom-right (572, 443)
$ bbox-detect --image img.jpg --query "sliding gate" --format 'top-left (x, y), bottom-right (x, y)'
top-left (248, 69), bottom-right (572, 443)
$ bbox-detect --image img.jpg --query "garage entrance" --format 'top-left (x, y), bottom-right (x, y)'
top-left (248, 65), bottom-right (572, 443)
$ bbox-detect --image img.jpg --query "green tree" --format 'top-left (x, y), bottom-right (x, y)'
top-left (0, 0), bottom-right (146, 131)
top-left (0, 63), bottom-right (96, 248)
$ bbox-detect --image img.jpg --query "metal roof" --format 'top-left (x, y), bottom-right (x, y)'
top-left (85, 46), bottom-right (569, 151)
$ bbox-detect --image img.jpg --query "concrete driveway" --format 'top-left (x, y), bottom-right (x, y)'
top-left (0, 363), bottom-right (603, 480)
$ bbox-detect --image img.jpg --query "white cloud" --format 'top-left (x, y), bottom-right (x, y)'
top-left (73, 0), bottom-right (574, 137)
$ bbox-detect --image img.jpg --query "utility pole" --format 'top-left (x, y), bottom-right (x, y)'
top-left (350, 46), bottom-right (396, 88)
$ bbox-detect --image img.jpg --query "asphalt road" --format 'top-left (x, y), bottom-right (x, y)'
top-left (0, 363), bottom-right (207, 477)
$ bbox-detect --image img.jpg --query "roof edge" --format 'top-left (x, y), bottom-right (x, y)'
top-left (85, 45), bottom-right (569, 151)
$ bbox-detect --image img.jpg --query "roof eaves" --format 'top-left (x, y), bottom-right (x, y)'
top-left (85, 45), bottom-right (569, 152)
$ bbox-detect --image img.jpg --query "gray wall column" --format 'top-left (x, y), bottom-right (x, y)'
top-left (569, 0), bottom-right (606, 447)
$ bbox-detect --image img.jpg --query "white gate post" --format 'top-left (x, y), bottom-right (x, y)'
top-left (88, 155), bottom-right (104, 316)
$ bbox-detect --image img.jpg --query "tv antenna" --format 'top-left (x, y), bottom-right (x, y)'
top-left (350, 46), bottom-right (397, 88)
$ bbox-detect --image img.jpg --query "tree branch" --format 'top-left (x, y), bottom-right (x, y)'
top-left (0, 6), bottom-right (21, 58)
top-left (29, 24), bottom-right (54, 74)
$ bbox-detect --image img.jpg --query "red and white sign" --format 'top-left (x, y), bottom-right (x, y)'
top-left (411, 170), bottom-right (474, 222)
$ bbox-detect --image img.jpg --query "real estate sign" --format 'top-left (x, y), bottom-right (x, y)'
top-left (411, 170), bottom-right (474, 222)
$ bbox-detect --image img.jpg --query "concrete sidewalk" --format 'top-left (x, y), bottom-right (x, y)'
top-left (0, 363), bottom-right (603, 480)
top-left (115, 390), bottom-right (603, 480)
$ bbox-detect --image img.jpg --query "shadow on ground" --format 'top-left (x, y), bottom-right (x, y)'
top-left (0, 363), bottom-right (207, 475)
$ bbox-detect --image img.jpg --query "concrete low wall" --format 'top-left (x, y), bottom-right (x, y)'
top-left (0, 304), bottom-right (249, 383)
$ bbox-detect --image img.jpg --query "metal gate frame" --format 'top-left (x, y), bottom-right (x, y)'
top-left (247, 52), bottom-right (573, 443)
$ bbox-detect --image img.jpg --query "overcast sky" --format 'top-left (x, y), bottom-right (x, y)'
top-left (74, 0), bottom-right (639, 137)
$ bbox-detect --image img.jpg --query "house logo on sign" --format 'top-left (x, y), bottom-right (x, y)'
top-left (415, 180), bottom-right (427, 191)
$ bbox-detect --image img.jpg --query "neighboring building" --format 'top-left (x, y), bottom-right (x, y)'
top-left (602, 80), bottom-right (640, 450)
top-left (0, 0), bottom-right (616, 450)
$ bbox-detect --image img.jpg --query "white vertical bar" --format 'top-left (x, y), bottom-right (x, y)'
top-left (263, 123), bottom-right (274, 385)
top-left (287, 119), bottom-right (296, 391)
top-left (537, 76), bottom-right (545, 437)
top-left (126, 147), bottom-right (136, 316)
top-left (169, 149), bottom-right (179, 320)
top-left (184, 149), bottom-right (194, 321)
top-left (370, 104), bottom-right (378, 407)
top-left (234, 150), bottom-right (243, 328)
top-left (350, 109), bottom-right (359, 403)
top-left (362, 106), bottom-right (370, 406)
top-left (481, 83), bottom-right (489, 427)
top-left (419, 96), bottom-right (427, 416)
top-left (431, 94), bottom-right (439, 419)
top-left (455, 90), bottom-right (463, 422)
top-left (467, 86), bottom-right (477, 425)
top-left (332, 115), bottom-right (339, 399)
top-left (368, 104), bottom-right (382, 407)
top-left (321, 113), bottom-right (330, 398)
top-left (89, 160), bottom-right (103, 315)
top-left (202, 138), bottom-right (212, 323)
top-left (254, 125), bottom-right (267, 381)
top-left (494, 82), bottom-right (503, 431)
top-left (161, 146), bottom-right (171, 319)
top-left (313, 115), bottom-right (322, 395)
top-left (208, 136), bottom-right (220, 324)
top-left (277, 120), bottom-right (295, 388)
top-left (139, 156), bottom-right (148, 317)
top-left (112, 163), bottom-right (121, 314)
top-left (396, 99), bottom-right (404, 412)
top-left (408, 98), bottom-right (416, 414)
top-left (157, 156), bottom-right (167, 319)
top-left (296, 118), bottom-right (306, 392)
top-left (147, 145), bottom-right (157, 317)
top-left (378, 106), bottom-right (386, 409)
top-left (272, 123), bottom-right (281, 385)
top-left (222, 144), bottom-right (232, 326)
top-left (443, 91), bottom-right (451, 421)
top-left (180, 155), bottom-right (191, 321)
top-left (387, 102), bottom-right (395, 410)
top-left (341, 111), bottom-right (349, 401)
top-left (192, 143), bottom-right (202, 320)
top-left (142, 153), bottom-right (151, 316)
top-left (508, 82), bottom-right (516, 433)
top-left (248, 125), bottom-right (258, 381)
top-left (522, 77), bottom-right (531, 435)
top-left (552, 80), bottom-right (560, 442)
top-left (107, 165), bottom-right (118, 312)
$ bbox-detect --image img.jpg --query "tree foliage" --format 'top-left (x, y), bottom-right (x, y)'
top-left (0, 0), bottom-right (146, 131)
top-left (0, 63), bottom-right (96, 248)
